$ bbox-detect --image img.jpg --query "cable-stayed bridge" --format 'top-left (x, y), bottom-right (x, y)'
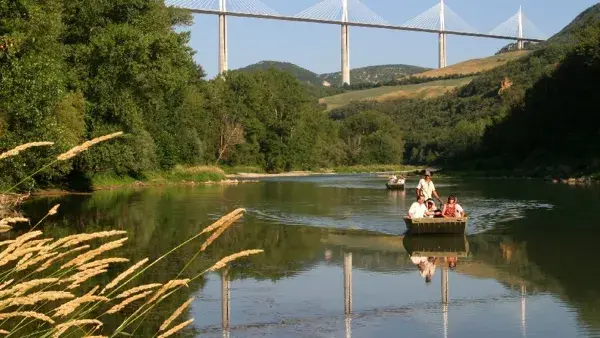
top-left (165, 0), bottom-right (546, 84)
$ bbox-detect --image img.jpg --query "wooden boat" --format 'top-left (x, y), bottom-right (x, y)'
top-left (385, 181), bottom-right (405, 190)
top-left (404, 216), bottom-right (467, 235)
top-left (403, 235), bottom-right (469, 257)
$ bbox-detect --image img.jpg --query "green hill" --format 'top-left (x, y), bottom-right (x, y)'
top-left (237, 61), bottom-right (429, 87)
top-left (237, 61), bottom-right (323, 86)
top-left (547, 3), bottom-right (600, 45)
top-left (319, 64), bottom-right (430, 85)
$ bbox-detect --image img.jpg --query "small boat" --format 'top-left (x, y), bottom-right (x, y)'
top-left (385, 179), bottom-right (405, 190)
top-left (404, 216), bottom-right (467, 235)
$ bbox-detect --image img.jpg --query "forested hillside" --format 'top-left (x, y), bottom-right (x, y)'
top-left (238, 61), bottom-right (428, 86)
top-left (330, 3), bottom-right (600, 177)
top-left (319, 64), bottom-right (429, 85)
top-left (236, 61), bottom-right (342, 98)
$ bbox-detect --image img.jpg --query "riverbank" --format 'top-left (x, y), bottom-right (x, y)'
top-left (225, 164), bottom-right (424, 178)
top-left (1, 164), bottom-right (425, 202)
top-left (437, 168), bottom-right (600, 184)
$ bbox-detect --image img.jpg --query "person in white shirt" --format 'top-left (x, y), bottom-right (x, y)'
top-left (416, 170), bottom-right (442, 204)
top-left (408, 195), bottom-right (427, 218)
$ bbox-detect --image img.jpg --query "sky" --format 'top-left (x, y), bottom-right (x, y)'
top-left (183, 0), bottom-right (599, 78)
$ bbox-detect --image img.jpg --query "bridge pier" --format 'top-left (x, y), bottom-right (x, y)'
top-left (218, 0), bottom-right (228, 74)
top-left (438, 32), bottom-right (447, 68)
top-left (341, 24), bottom-right (350, 85)
top-left (341, 0), bottom-right (350, 85)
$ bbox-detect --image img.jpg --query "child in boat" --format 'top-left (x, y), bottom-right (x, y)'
top-left (425, 199), bottom-right (443, 218)
top-left (442, 195), bottom-right (465, 218)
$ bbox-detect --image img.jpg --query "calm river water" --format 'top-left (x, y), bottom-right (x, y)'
top-left (21, 175), bottom-right (600, 337)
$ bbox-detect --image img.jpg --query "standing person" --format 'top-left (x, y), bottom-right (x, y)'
top-left (408, 195), bottom-right (427, 218)
top-left (416, 170), bottom-right (442, 204)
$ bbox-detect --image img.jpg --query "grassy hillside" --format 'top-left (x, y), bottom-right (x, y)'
top-left (412, 51), bottom-right (530, 78)
top-left (320, 77), bottom-right (472, 110)
top-left (319, 64), bottom-right (430, 85)
top-left (318, 51), bottom-right (530, 110)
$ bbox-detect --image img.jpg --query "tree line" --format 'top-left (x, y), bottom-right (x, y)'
top-left (0, 0), bottom-right (405, 190)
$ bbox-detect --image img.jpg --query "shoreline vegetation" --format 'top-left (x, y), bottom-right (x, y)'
top-left (0, 135), bottom-right (264, 337)
top-left (436, 169), bottom-right (600, 185)
top-left (88, 164), bottom-right (424, 191)
top-left (0, 164), bottom-right (425, 198)
top-left (6, 164), bottom-right (599, 200)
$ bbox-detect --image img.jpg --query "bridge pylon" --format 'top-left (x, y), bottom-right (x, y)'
top-left (438, 0), bottom-right (447, 68)
top-left (517, 6), bottom-right (524, 50)
top-left (489, 6), bottom-right (545, 50)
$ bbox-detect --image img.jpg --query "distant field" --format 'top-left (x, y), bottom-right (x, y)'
top-left (320, 77), bottom-right (473, 110)
top-left (320, 51), bottom-right (531, 110)
top-left (413, 50), bottom-right (531, 78)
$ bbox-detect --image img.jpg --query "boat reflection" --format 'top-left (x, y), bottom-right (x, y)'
top-left (404, 235), bottom-right (469, 338)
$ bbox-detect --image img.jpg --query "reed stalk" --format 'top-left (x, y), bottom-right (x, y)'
top-left (0, 139), bottom-right (264, 337)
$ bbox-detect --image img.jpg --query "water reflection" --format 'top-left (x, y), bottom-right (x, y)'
top-left (222, 270), bottom-right (230, 338)
top-left (404, 235), bottom-right (470, 338)
top-left (18, 178), bottom-right (600, 337)
top-left (210, 232), bottom-right (537, 338)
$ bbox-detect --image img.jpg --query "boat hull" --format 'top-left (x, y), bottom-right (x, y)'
top-left (404, 217), bottom-right (467, 235)
top-left (385, 183), bottom-right (405, 190)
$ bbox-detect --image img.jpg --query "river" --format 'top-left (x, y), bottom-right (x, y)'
top-left (20, 175), bottom-right (600, 337)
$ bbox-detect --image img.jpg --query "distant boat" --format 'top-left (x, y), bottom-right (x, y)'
top-left (385, 179), bottom-right (405, 190)
top-left (404, 216), bottom-right (467, 235)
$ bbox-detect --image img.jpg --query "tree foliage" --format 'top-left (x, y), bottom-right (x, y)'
top-left (0, 0), bottom-right (405, 189)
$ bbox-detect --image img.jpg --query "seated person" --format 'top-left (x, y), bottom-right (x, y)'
top-left (442, 194), bottom-right (465, 218)
top-left (388, 175), bottom-right (398, 184)
top-left (425, 199), bottom-right (443, 218)
top-left (408, 195), bottom-right (427, 218)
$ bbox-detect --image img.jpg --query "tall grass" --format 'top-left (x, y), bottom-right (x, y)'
top-left (0, 134), bottom-right (263, 336)
top-left (90, 165), bottom-right (227, 190)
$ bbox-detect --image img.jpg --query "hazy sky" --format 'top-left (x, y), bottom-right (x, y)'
top-left (182, 0), bottom-right (598, 78)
